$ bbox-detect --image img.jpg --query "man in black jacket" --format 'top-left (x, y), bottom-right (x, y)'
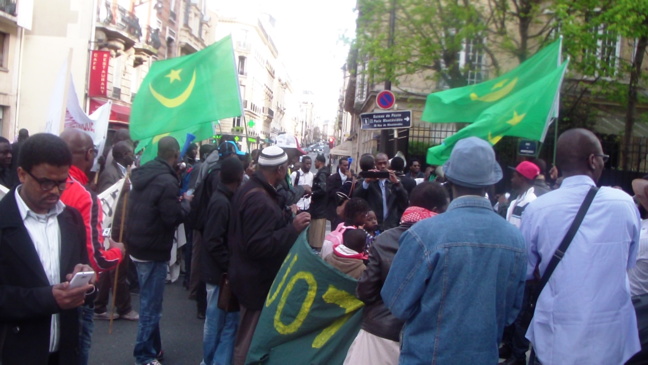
top-left (348, 182), bottom-right (448, 363)
top-left (309, 154), bottom-right (329, 250)
top-left (127, 136), bottom-right (187, 365)
top-left (353, 153), bottom-right (408, 231)
top-left (0, 133), bottom-right (94, 365)
top-left (326, 156), bottom-right (350, 224)
top-left (228, 146), bottom-right (310, 365)
top-left (200, 156), bottom-right (244, 365)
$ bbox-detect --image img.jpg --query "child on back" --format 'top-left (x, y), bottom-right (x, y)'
top-left (324, 228), bottom-right (368, 279)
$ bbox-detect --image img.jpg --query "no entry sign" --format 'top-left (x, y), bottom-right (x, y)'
top-left (376, 90), bottom-right (396, 109)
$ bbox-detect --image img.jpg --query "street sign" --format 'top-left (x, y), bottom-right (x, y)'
top-left (376, 90), bottom-right (396, 109)
top-left (360, 110), bottom-right (412, 130)
top-left (518, 139), bottom-right (538, 156)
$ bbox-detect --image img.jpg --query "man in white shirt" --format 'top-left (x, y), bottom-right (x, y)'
top-left (506, 161), bottom-right (541, 228)
top-left (520, 128), bottom-right (641, 364)
top-left (629, 177), bottom-right (648, 296)
top-left (290, 155), bottom-right (313, 212)
top-left (0, 133), bottom-right (95, 364)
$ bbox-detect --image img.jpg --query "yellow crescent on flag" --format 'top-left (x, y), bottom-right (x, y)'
top-left (470, 77), bottom-right (518, 102)
top-left (149, 70), bottom-right (197, 108)
top-left (487, 111), bottom-right (527, 145)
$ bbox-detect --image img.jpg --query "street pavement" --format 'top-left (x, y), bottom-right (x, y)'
top-left (90, 279), bottom-right (204, 365)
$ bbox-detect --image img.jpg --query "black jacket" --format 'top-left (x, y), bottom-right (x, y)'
top-left (356, 223), bottom-right (410, 341)
top-left (200, 183), bottom-right (234, 285)
top-left (309, 166), bottom-right (329, 219)
top-left (0, 189), bottom-right (89, 365)
top-left (228, 172), bottom-right (299, 310)
top-left (127, 157), bottom-right (184, 261)
top-left (326, 171), bottom-right (344, 221)
top-left (353, 179), bottom-right (408, 231)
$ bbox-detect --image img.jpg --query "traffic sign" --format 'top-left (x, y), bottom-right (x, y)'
top-left (518, 139), bottom-right (538, 156)
top-left (376, 90), bottom-right (396, 109)
top-left (360, 110), bottom-right (412, 130)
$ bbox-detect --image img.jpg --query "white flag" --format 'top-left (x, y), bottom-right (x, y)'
top-left (0, 185), bottom-right (8, 200)
top-left (97, 177), bottom-right (126, 244)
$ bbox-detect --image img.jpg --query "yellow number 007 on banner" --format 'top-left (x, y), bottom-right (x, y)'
top-left (266, 254), bottom-right (363, 348)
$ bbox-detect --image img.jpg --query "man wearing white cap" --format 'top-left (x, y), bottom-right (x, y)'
top-left (382, 137), bottom-right (527, 364)
top-left (228, 145), bottom-right (311, 365)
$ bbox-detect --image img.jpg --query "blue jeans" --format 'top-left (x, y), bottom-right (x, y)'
top-left (202, 283), bottom-right (239, 365)
top-left (79, 304), bottom-right (94, 365)
top-left (133, 261), bottom-right (166, 364)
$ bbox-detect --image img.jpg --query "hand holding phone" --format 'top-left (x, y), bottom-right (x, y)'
top-left (68, 271), bottom-right (95, 289)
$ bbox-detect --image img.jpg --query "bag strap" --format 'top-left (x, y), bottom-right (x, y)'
top-left (536, 186), bottom-right (598, 295)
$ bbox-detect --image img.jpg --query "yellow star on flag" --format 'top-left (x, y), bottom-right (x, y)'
top-left (507, 111), bottom-right (526, 126)
top-left (165, 69), bottom-right (182, 83)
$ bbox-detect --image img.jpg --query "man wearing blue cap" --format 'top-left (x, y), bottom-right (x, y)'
top-left (382, 137), bottom-right (527, 364)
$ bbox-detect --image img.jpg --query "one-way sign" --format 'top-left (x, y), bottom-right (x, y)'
top-left (360, 110), bottom-right (412, 130)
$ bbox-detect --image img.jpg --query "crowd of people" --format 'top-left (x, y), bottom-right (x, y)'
top-left (0, 127), bottom-right (646, 365)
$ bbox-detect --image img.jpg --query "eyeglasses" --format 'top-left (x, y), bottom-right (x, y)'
top-left (594, 154), bottom-right (610, 163)
top-left (26, 170), bottom-right (69, 191)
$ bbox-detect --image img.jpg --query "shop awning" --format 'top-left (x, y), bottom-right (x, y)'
top-left (89, 98), bottom-right (131, 124)
top-left (329, 140), bottom-right (353, 156)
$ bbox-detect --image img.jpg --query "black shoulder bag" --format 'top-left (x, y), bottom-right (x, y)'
top-left (532, 186), bottom-right (599, 311)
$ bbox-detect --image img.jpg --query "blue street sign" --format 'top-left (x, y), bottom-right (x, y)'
top-left (360, 110), bottom-right (412, 130)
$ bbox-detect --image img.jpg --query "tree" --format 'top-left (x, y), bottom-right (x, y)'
top-left (554, 0), bottom-right (648, 170)
top-left (354, 0), bottom-right (557, 94)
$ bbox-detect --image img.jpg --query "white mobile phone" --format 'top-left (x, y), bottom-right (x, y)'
top-left (68, 271), bottom-right (94, 289)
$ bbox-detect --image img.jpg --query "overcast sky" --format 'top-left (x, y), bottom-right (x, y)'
top-left (207, 0), bottom-right (357, 125)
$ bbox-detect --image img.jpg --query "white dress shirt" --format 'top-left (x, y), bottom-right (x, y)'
top-left (520, 175), bottom-right (641, 364)
top-left (15, 188), bottom-right (65, 353)
top-left (629, 219), bottom-right (648, 296)
top-left (290, 169), bottom-right (313, 211)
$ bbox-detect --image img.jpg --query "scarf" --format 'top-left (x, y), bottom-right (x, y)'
top-left (400, 206), bottom-right (437, 225)
top-left (333, 242), bottom-right (368, 260)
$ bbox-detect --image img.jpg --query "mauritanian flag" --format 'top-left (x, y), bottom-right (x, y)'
top-left (427, 60), bottom-right (568, 165)
top-left (130, 35), bottom-right (241, 159)
top-left (246, 230), bottom-right (364, 365)
top-left (421, 39), bottom-right (561, 124)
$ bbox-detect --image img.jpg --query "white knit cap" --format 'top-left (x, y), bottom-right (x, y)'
top-left (258, 145), bottom-right (288, 167)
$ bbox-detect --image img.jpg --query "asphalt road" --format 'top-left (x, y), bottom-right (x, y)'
top-left (90, 279), bottom-right (204, 365)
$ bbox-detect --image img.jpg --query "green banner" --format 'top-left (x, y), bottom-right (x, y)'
top-left (246, 230), bottom-right (364, 365)
top-left (427, 61), bottom-right (568, 165)
top-left (130, 35), bottom-right (242, 142)
top-left (422, 39), bottom-right (561, 124)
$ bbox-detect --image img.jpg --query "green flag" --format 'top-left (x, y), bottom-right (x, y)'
top-left (130, 35), bottom-right (241, 142)
top-left (427, 60), bottom-right (568, 165)
top-left (135, 122), bottom-right (214, 164)
top-left (246, 230), bottom-right (364, 365)
top-left (422, 39), bottom-right (561, 123)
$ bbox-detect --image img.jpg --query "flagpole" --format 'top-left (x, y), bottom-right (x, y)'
top-left (109, 167), bottom-right (130, 334)
top-left (58, 48), bottom-right (74, 134)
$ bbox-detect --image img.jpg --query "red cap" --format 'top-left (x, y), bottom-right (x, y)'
top-left (514, 161), bottom-right (540, 180)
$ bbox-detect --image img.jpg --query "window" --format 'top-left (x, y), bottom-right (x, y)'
top-left (233, 116), bottom-right (241, 127)
top-left (0, 32), bottom-right (7, 69)
top-left (238, 56), bottom-right (246, 75)
top-left (589, 24), bottom-right (620, 78)
top-left (0, 106), bottom-right (4, 134)
top-left (459, 37), bottom-right (485, 85)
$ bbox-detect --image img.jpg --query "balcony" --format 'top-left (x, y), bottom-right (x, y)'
top-left (96, 1), bottom-right (143, 54)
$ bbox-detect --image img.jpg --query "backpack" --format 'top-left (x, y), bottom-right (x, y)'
top-left (320, 222), bottom-right (356, 259)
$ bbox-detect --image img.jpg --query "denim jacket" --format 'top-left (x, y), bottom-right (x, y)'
top-left (382, 195), bottom-right (527, 364)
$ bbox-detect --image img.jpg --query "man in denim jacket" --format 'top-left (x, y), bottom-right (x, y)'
top-left (382, 137), bottom-right (527, 364)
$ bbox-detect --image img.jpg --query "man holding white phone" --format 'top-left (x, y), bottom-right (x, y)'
top-left (0, 133), bottom-right (94, 365)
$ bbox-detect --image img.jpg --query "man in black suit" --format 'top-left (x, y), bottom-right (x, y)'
top-left (0, 133), bottom-right (94, 365)
top-left (353, 152), bottom-right (408, 231)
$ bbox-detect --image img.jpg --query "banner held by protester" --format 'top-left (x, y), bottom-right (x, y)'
top-left (97, 176), bottom-right (126, 244)
top-left (246, 230), bottom-right (364, 365)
